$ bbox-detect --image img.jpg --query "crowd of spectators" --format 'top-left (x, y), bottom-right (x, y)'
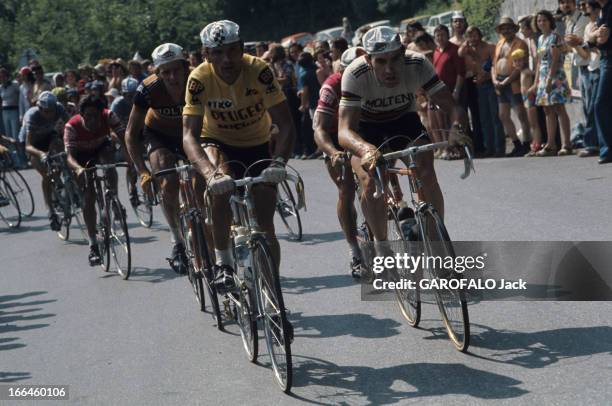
top-left (1, 0), bottom-right (611, 165)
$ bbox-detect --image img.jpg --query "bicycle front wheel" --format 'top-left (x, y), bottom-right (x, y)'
top-left (4, 168), bottom-right (34, 217)
top-left (108, 197), bottom-right (131, 279)
top-left (127, 180), bottom-right (153, 228)
top-left (235, 282), bottom-right (258, 363)
top-left (181, 214), bottom-right (206, 311)
top-left (276, 180), bottom-right (302, 241)
top-left (252, 235), bottom-right (292, 393)
top-left (0, 179), bottom-right (21, 229)
top-left (418, 205), bottom-right (469, 352)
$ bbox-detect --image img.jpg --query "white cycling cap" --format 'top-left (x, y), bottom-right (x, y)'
top-left (362, 26), bottom-right (402, 55)
top-left (37, 91), bottom-right (57, 109)
top-left (152, 43), bottom-right (185, 68)
top-left (121, 77), bottom-right (139, 93)
top-left (340, 47), bottom-right (366, 67)
top-left (200, 20), bottom-right (241, 48)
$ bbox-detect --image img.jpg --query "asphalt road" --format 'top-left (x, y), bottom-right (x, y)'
top-left (1, 154), bottom-right (612, 405)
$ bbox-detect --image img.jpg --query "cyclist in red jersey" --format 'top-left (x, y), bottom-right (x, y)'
top-left (64, 95), bottom-right (126, 265)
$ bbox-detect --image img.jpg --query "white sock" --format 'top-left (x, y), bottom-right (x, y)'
top-left (215, 248), bottom-right (233, 267)
top-left (169, 227), bottom-right (182, 245)
top-left (349, 241), bottom-right (361, 260)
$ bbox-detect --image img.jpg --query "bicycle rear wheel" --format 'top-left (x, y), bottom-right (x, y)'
top-left (0, 179), bottom-right (21, 229)
top-left (108, 197), bottom-right (131, 279)
top-left (252, 235), bottom-right (292, 393)
top-left (52, 179), bottom-right (71, 241)
top-left (418, 204), bottom-right (469, 352)
top-left (276, 180), bottom-right (302, 241)
top-left (4, 168), bottom-right (34, 217)
top-left (127, 180), bottom-right (153, 228)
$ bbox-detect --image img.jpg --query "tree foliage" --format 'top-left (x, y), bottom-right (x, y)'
top-left (461, 0), bottom-right (503, 39)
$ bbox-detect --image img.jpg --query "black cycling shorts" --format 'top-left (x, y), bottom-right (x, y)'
top-left (201, 139), bottom-right (271, 179)
top-left (30, 131), bottom-right (59, 153)
top-left (143, 126), bottom-right (184, 157)
top-left (359, 112), bottom-right (428, 152)
top-left (74, 139), bottom-right (114, 167)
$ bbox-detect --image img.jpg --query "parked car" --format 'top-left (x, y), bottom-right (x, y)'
top-left (398, 15), bottom-right (431, 33)
top-left (281, 32), bottom-right (315, 49)
top-left (425, 10), bottom-right (461, 35)
top-left (352, 19), bottom-right (391, 46)
top-left (315, 26), bottom-right (344, 43)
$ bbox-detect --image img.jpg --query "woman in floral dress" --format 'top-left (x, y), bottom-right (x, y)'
top-left (529, 10), bottom-right (572, 156)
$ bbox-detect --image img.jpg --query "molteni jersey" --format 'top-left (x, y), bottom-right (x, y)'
top-left (339, 50), bottom-right (446, 122)
top-left (133, 72), bottom-right (188, 138)
top-left (183, 54), bottom-right (286, 147)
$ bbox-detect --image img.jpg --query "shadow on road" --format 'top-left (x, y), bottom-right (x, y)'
top-left (281, 274), bottom-right (355, 295)
top-left (0, 291), bottom-right (56, 383)
top-left (127, 266), bottom-right (182, 283)
top-left (289, 355), bottom-right (527, 404)
top-left (291, 311), bottom-right (402, 339)
top-left (461, 323), bottom-right (612, 368)
top-left (293, 231), bottom-right (345, 245)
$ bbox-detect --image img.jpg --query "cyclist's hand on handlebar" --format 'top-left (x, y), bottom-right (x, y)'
top-left (206, 173), bottom-right (235, 195)
top-left (330, 151), bottom-right (345, 171)
top-left (76, 166), bottom-right (86, 179)
top-left (140, 170), bottom-right (153, 196)
top-left (360, 148), bottom-right (382, 172)
top-left (0, 145), bottom-right (9, 154)
top-left (449, 123), bottom-right (473, 149)
top-left (40, 153), bottom-right (49, 165)
top-left (261, 162), bottom-right (287, 184)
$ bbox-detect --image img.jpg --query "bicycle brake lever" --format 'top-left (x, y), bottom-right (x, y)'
top-left (373, 166), bottom-right (384, 198)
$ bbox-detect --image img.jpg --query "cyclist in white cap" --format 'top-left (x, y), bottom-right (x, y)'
top-left (183, 20), bottom-right (296, 296)
top-left (23, 90), bottom-right (70, 230)
top-left (338, 26), bottom-right (470, 248)
top-left (125, 43), bottom-right (191, 273)
top-left (313, 46), bottom-right (368, 277)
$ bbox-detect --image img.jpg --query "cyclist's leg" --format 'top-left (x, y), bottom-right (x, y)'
top-left (30, 153), bottom-right (53, 213)
top-left (404, 137), bottom-right (444, 219)
top-left (149, 147), bottom-right (182, 245)
top-left (325, 157), bottom-right (359, 255)
top-left (202, 142), bottom-right (233, 266)
top-left (350, 155), bottom-right (388, 241)
top-left (253, 184), bottom-right (280, 268)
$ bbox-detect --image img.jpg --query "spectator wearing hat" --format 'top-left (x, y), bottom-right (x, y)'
top-left (450, 11), bottom-right (468, 46)
top-left (189, 51), bottom-right (203, 69)
top-left (460, 27), bottom-right (507, 157)
top-left (529, 10), bottom-right (572, 156)
top-left (433, 24), bottom-right (466, 159)
top-left (570, 1), bottom-right (602, 157)
top-left (90, 80), bottom-right (108, 107)
top-left (110, 77), bottom-right (138, 126)
top-left (52, 73), bottom-right (65, 88)
top-left (492, 16), bottom-right (531, 156)
top-left (108, 58), bottom-right (128, 91)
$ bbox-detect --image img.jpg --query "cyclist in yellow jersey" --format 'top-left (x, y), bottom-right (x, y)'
top-left (183, 20), bottom-right (296, 292)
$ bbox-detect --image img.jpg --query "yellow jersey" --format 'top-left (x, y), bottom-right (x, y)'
top-left (183, 54), bottom-right (286, 147)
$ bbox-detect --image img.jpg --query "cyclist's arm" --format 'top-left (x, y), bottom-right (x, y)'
top-left (125, 105), bottom-right (148, 174)
top-left (183, 115), bottom-right (216, 178)
top-left (267, 101), bottom-right (296, 161)
top-left (25, 131), bottom-right (45, 158)
top-left (338, 104), bottom-right (373, 158)
top-left (428, 87), bottom-right (466, 127)
top-left (63, 122), bottom-right (84, 173)
top-left (313, 111), bottom-right (339, 157)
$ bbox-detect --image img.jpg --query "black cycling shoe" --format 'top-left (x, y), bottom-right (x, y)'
top-left (88, 245), bottom-right (102, 266)
top-left (167, 243), bottom-right (187, 274)
top-left (213, 264), bottom-right (236, 293)
top-left (49, 212), bottom-right (61, 231)
top-left (350, 257), bottom-right (365, 279)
